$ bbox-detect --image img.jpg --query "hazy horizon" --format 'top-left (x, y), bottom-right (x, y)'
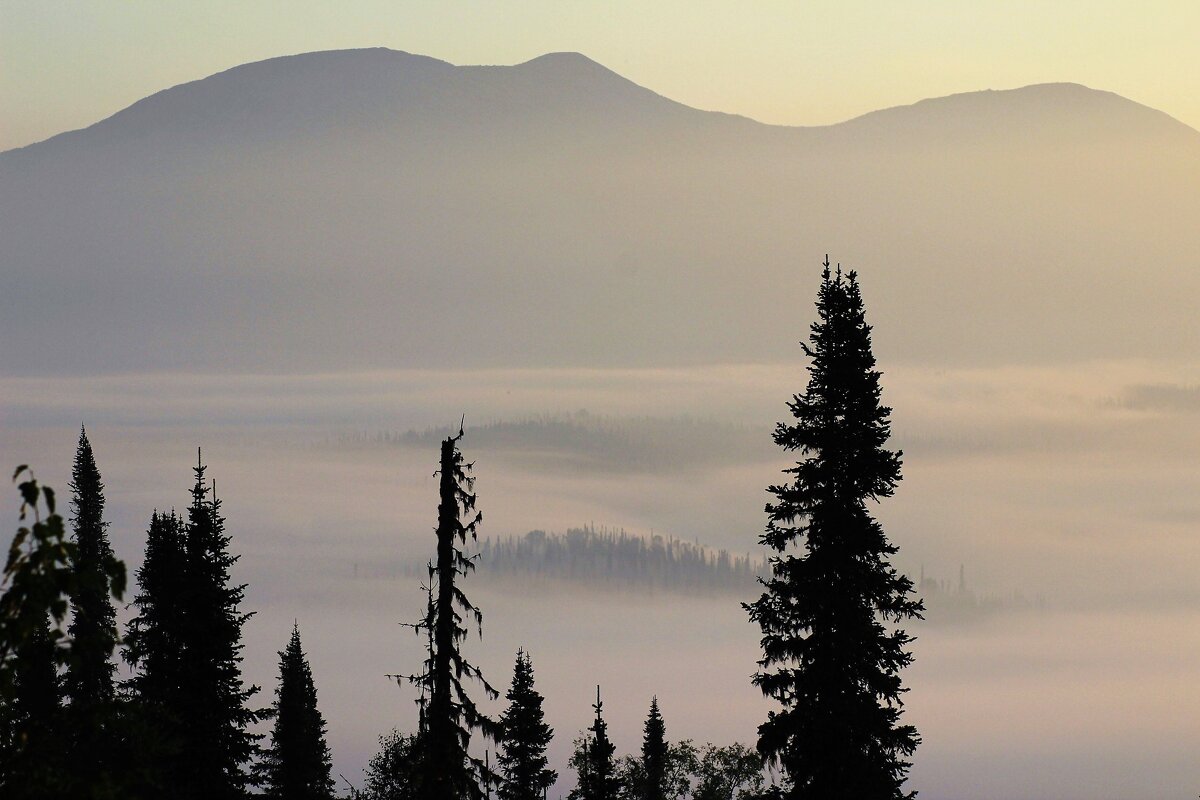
top-left (5, 1), bottom-right (1200, 151)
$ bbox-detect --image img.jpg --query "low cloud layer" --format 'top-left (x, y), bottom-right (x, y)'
top-left (3, 360), bottom-right (1199, 798)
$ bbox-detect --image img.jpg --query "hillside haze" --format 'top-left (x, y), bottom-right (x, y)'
top-left (2, 48), bottom-right (1198, 374)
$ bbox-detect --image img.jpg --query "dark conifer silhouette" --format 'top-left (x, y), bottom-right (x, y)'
top-left (123, 509), bottom-right (190, 794)
top-left (746, 259), bottom-right (923, 799)
top-left (125, 455), bottom-right (263, 799)
top-left (3, 619), bottom-right (66, 798)
top-left (125, 511), bottom-right (187, 707)
top-left (641, 697), bottom-right (668, 800)
top-left (65, 427), bottom-right (122, 792)
top-left (1, 469), bottom-right (124, 798)
top-left (496, 649), bottom-right (556, 800)
top-left (176, 451), bottom-right (262, 799)
top-left (401, 428), bottom-right (498, 800)
top-left (568, 686), bottom-right (619, 800)
top-left (262, 623), bottom-right (335, 799)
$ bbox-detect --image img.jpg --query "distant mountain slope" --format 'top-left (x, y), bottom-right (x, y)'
top-left (2, 49), bottom-right (1197, 374)
top-left (838, 82), bottom-right (1197, 144)
top-left (2, 49), bottom-right (752, 163)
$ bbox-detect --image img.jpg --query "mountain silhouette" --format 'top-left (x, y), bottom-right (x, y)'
top-left (2, 48), bottom-right (1196, 374)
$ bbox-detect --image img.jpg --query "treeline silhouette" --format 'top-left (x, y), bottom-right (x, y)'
top-left (1, 435), bottom-right (307, 799)
top-left (353, 527), bottom-right (767, 596)
top-left (1, 432), bottom-right (770, 800)
top-left (917, 568), bottom-right (1045, 623)
top-left (479, 528), bottom-right (764, 594)
top-left (357, 530), bottom-right (1032, 623)
top-left (3, 257), bottom-right (929, 799)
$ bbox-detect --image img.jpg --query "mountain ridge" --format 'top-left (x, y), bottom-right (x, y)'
top-left (4, 48), bottom-right (1195, 161)
top-left (2, 48), bottom-right (1198, 375)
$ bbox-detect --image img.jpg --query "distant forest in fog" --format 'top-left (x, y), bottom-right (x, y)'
top-left (353, 526), bottom-right (765, 595)
top-left (480, 527), bottom-right (761, 594)
top-left (328, 414), bottom-right (771, 472)
top-left (349, 525), bottom-right (1041, 622)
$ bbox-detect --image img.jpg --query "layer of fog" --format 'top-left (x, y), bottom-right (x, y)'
top-left (3, 360), bottom-right (1200, 797)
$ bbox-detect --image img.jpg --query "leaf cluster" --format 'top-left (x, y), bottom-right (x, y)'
top-left (1, 467), bottom-right (125, 700)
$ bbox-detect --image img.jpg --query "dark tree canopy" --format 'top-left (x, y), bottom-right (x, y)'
top-left (2, 468), bottom-right (107, 693)
top-left (2, 469), bottom-right (124, 799)
top-left (640, 697), bottom-right (668, 800)
top-left (124, 511), bottom-right (187, 714)
top-left (120, 511), bottom-right (191, 797)
top-left (125, 456), bottom-right (263, 799)
top-left (363, 729), bottom-right (423, 800)
top-left (746, 259), bottom-right (924, 800)
top-left (176, 452), bottom-right (262, 799)
top-left (2, 618), bottom-right (65, 799)
top-left (66, 427), bottom-right (119, 700)
top-left (497, 649), bottom-right (556, 800)
top-left (402, 429), bottom-right (498, 800)
top-left (568, 687), bottom-right (619, 800)
top-left (262, 623), bottom-right (335, 800)
top-left (65, 427), bottom-right (123, 792)
top-left (690, 743), bottom-right (765, 800)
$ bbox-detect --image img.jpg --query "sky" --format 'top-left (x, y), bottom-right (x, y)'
top-left (4, 0), bottom-right (1200, 152)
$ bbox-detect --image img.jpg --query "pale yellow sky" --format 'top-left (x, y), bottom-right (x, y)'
top-left (2, 0), bottom-right (1198, 151)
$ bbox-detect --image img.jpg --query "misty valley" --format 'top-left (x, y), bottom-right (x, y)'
top-left (3, 41), bottom-right (1200, 800)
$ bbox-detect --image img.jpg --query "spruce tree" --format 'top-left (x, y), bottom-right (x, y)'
top-left (497, 649), bottom-right (556, 800)
top-left (745, 259), bottom-right (923, 799)
top-left (1, 469), bottom-right (124, 797)
top-left (65, 426), bottom-right (122, 793)
top-left (641, 697), bottom-right (668, 800)
top-left (180, 452), bottom-right (262, 798)
top-left (262, 623), bottom-right (335, 799)
top-left (124, 510), bottom-right (190, 794)
top-left (125, 511), bottom-right (187, 707)
top-left (403, 429), bottom-right (498, 800)
top-left (568, 687), bottom-right (618, 800)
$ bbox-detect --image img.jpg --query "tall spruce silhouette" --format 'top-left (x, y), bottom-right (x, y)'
top-left (65, 427), bottom-right (122, 792)
top-left (496, 649), bottom-right (556, 800)
top-left (402, 428), bottom-right (498, 800)
top-left (177, 450), bottom-right (262, 799)
top-left (640, 697), bottom-right (668, 800)
top-left (2, 469), bottom-right (124, 798)
top-left (569, 687), bottom-right (618, 800)
top-left (124, 510), bottom-right (190, 792)
top-left (746, 259), bottom-right (923, 799)
top-left (262, 623), bottom-right (335, 799)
